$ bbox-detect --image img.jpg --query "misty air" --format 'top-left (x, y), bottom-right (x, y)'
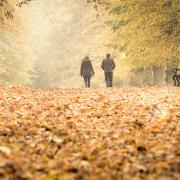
top-left (0, 0), bottom-right (179, 179)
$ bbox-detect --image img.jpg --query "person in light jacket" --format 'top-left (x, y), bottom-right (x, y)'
top-left (101, 54), bottom-right (116, 87)
top-left (80, 56), bottom-right (94, 88)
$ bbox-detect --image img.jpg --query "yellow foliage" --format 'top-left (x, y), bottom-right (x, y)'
top-left (92, 0), bottom-right (180, 68)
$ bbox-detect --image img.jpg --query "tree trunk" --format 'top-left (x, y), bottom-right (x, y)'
top-left (142, 67), bottom-right (153, 86)
top-left (152, 66), bottom-right (166, 85)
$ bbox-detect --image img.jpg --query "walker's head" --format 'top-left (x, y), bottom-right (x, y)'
top-left (173, 68), bottom-right (177, 73)
top-left (85, 56), bottom-right (89, 60)
top-left (106, 54), bottom-right (110, 59)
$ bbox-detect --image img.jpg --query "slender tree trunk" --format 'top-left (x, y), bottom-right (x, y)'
top-left (152, 66), bottom-right (166, 85)
top-left (142, 67), bottom-right (153, 86)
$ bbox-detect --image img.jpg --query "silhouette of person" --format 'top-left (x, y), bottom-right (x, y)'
top-left (101, 54), bottom-right (116, 87)
top-left (173, 68), bottom-right (180, 86)
top-left (80, 56), bottom-right (94, 88)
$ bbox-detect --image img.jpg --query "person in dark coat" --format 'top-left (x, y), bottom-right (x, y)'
top-left (80, 56), bottom-right (94, 88)
top-left (101, 54), bottom-right (116, 87)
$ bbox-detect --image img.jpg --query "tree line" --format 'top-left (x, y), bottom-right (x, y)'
top-left (0, 0), bottom-right (179, 87)
top-left (87, 0), bottom-right (179, 85)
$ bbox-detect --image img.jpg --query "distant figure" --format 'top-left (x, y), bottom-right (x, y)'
top-left (80, 56), bottom-right (94, 88)
top-left (101, 54), bottom-right (116, 87)
top-left (173, 68), bottom-right (180, 86)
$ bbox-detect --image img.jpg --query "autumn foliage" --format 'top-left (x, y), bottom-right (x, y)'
top-left (0, 85), bottom-right (179, 179)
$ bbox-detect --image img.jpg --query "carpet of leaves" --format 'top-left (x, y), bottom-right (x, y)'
top-left (0, 85), bottom-right (179, 180)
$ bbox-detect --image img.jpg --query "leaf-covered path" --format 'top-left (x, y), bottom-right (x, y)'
top-left (0, 86), bottom-right (179, 180)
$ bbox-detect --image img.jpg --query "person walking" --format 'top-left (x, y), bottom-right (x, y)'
top-left (80, 56), bottom-right (94, 88)
top-left (101, 54), bottom-right (116, 87)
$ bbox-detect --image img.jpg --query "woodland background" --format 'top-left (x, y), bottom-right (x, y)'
top-left (0, 0), bottom-right (179, 88)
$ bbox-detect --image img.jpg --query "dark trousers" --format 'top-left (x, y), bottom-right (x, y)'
top-left (105, 72), bottom-right (113, 87)
top-left (83, 76), bottom-right (91, 88)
